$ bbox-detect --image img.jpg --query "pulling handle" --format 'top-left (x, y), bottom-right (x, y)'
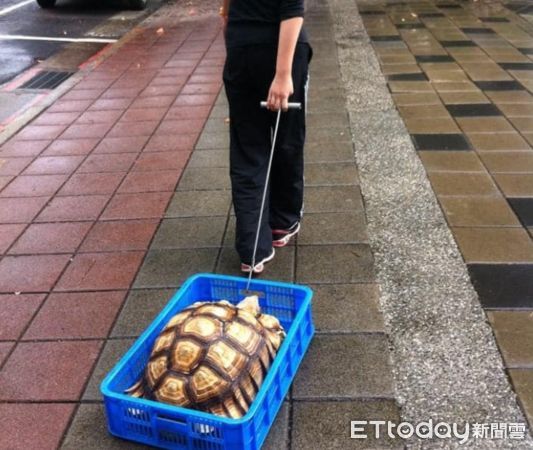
top-left (260, 101), bottom-right (302, 110)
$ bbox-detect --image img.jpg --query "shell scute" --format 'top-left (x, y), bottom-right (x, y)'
top-left (171, 339), bottom-right (204, 374)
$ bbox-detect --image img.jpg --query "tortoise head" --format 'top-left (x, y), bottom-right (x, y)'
top-left (237, 295), bottom-right (286, 353)
top-left (237, 295), bottom-right (260, 316)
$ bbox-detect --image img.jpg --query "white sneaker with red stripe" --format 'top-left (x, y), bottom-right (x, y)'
top-left (272, 221), bottom-right (300, 248)
top-left (240, 248), bottom-right (276, 275)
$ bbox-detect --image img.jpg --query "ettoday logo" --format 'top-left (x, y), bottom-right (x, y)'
top-left (350, 420), bottom-right (527, 444)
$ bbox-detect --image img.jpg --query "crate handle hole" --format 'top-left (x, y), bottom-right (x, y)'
top-left (158, 415), bottom-right (187, 426)
top-left (239, 289), bottom-right (265, 298)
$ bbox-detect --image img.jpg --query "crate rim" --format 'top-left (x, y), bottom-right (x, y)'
top-left (100, 272), bottom-right (313, 426)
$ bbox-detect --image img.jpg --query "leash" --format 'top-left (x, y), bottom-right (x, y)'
top-left (246, 101), bottom-right (302, 291)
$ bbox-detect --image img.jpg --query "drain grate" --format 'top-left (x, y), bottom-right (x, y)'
top-left (19, 71), bottom-right (74, 90)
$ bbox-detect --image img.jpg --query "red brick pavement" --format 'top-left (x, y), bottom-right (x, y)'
top-left (0, 16), bottom-right (225, 449)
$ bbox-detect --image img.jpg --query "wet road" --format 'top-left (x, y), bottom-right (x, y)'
top-left (0, 0), bottom-right (166, 84)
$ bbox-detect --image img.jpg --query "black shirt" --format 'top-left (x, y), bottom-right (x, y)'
top-left (225, 0), bottom-right (309, 48)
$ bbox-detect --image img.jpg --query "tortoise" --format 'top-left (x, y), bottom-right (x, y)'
top-left (126, 295), bottom-right (285, 419)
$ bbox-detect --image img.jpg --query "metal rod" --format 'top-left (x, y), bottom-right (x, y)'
top-left (260, 101), bottom-right (301, 110)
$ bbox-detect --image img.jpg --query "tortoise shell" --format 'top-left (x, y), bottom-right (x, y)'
top-left (126, 296), bottom-right (285, 419)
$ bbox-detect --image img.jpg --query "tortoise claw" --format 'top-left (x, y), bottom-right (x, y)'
top-left (125, 379), bottom-right (145, 397)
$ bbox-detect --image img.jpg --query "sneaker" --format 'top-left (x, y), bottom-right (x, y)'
top-left (241, 248), bottom-right (275, 275)
top-left (272, 222), bottom-right (300, 248)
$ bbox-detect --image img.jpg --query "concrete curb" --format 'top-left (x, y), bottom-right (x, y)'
top-left (328, 0), bottom-right (533, 447)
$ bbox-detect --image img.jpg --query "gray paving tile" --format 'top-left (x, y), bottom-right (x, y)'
top-left (83, 338), bottom-right (135, 401)
top-left (299, 212), bottom-right (368, 244)
top-left (176, 167), bottom-right (229, 191)
top-left (263, 403), bottom-right (289, 450)
top-left (304, 162), bottom-right (359, 186)
top-left (111, 289), bottom-right (174, 337)
top-left (304, 186), bottom-right (364, 213)
top-left (307, 128), bottom-right (350, 142)
top-left (308, 86), bottom-right (345, 96)
top-left (209, 104), bottom-right (229, 118)
top-left (202, 118), bottom-right (230, 133)
top-left (310, 284), bottom-right (385, 333)
top-left (308, 100), bottom-right (347, 114)
top-left (306, 113), bottom-right (349, 129)
top-left (293, 334), bottom-right (394, 399)
top-left (151, 217), bottom-right (226, 249)
top-left (291, 400), bottom-right (402, 449)
top-left (187, 149), bottom-right (228, 168)
top-left (216, 246), bottom-right (295, 283)
top-left (195, 131), bottom-right (229, 149)
top-left (296, 244), bottom-right (375, 283)
top-left (222, 215), bottom-right (236, 247)
top-left (305, 140), bottom-right (354, 162)
top-left (165, 190), bottom-right (231, 218)
top-left (61, 404), bottom-right (146, 450)
top-left (134, 248), bottom-right (218, 288)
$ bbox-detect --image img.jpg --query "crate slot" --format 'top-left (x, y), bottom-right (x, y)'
top-left (159, 430), bottom-right (187, 445)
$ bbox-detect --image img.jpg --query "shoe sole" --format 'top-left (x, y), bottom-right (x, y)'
top-left (272, 223), bottom-right (301, 248)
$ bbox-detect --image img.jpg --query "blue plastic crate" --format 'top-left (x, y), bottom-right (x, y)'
top-left (101, 273), bottom-right (314, 450)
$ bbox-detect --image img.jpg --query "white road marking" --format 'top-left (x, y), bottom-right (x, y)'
top-left (0, 34), bottom-right (117, 43)
top-left (0, 0), bottom-right (34, 16)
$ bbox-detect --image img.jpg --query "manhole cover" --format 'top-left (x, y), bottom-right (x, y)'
top-left (19, 71), bottom-right (74, 90)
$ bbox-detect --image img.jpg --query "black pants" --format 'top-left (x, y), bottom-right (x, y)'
top-left (223, 42), bottom-right (312, 265)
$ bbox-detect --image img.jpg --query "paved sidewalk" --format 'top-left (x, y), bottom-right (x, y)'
top-left (0, 13), bottom-right (224, 450)
top-left (0, 1), bottom-right (400, 449)
top-left (331, 0), bottom-right (533, 446)
top-left (357, 0), bottom-right (533, 432)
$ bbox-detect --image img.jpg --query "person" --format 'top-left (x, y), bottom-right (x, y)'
top-left (220, 0), bottom-right (313, 275)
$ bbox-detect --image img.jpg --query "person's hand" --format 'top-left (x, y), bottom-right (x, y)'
top-left (267, 73), bottom-right (293, 111)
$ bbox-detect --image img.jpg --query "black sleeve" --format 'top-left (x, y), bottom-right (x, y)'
top-left (280, 0), bottom-right (305, 20)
